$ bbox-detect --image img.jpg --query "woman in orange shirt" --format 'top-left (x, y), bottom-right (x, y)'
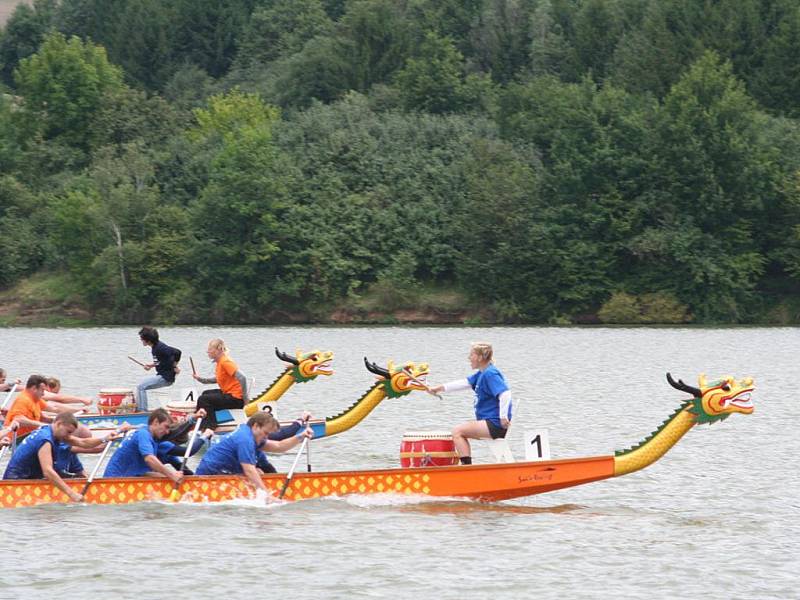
top-left (192, 339), bottom-right (249, 430)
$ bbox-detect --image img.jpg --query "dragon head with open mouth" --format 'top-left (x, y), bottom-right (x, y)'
top-left (364, 358), bottom-right (430, 397)
top-left (276, 348), bottom-right (334, 382)
top-left (667, 372), bottom-right (754, 424)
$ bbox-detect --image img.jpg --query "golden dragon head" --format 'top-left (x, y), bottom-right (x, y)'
top-left (666, 372), bottom-right (754, 423)
top-left (363, 357), bottom-right (430, 398)
top-left (276, 347), bottom-right (334, 383)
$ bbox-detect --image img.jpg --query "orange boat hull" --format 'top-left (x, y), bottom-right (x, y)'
top-left (0, 456), bottom-right (615, 509)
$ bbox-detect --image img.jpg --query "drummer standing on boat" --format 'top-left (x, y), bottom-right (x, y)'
top-left (135, 326), bottom-right (182, 411)
top-left (429, 342), bottom-right (513, 465)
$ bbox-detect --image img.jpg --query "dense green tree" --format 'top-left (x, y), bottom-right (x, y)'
top-left (235, 0), bottom-right (332, 67)
top-left (187, 90), bottom-right (290, 319)
top-left (471, 0), bottom-right (536, 84)
top-left (752, 5), bottom-right (800, 117)
top-left (0, 0), bottom-right (57, 86)
top-left (572, 0), bottom-right (624, 80)
top-left (528, 0), bottom-right (579, 79)
top-left (632, 51), bottom-right (779, 321)
top-left (395, 32), bottom-right (490, 114)
top-left (610, 0), bottom-right (705, 97)
top-left (0, 176), bottom-right (44, 286)
top-left (337, 0), bottom-right (413, 92)
top-left (106, 0), bottom-right (176, 89)
top-left (88, 87), bottom-right (180, 149)
top-left (172, 0), bottom-right (254, 78)
top-left (14, 32), bottom-right (125, 149)
top-left (268, 35), bottom-right (357, 107)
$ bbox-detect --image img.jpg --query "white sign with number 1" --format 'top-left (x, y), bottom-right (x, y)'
top-left (524, 429), bottom-right (551, 461)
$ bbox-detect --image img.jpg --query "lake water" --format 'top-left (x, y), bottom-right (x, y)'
top-left (0, 326), bottom-right (797, 599)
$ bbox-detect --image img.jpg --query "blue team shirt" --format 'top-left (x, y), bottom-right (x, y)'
top-left (104, 427), bottom-right (158, 477)
top-left (55, 441), bottom-right (84, 476)
top-left (467, 364), bottom-right (510, 426)
top-left (196, 425), bottom-right (260, 475)
top-left (3, 426), bottom-right (57, 479)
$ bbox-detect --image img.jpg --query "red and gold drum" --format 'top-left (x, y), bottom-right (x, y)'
top-left (400, 431), bottom-right (459, 467)
top-left (97, 389), bottom-right (136, 414)
top-left (165, 401), bottom-right (195, 420)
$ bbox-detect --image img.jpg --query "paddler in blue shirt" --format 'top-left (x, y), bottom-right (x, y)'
top-left (2, 412), bottom-right (110, 502)
top-left (103, 408), bottom-right (183, 486)
top-left (156, 409), bottom-right (215, 475)
top-left (196, 412), bottom-right (312, 498)
top-left (429, 342), bottom-right (513, 465)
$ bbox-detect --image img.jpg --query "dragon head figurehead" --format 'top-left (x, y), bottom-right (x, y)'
top-left (363, 357), bottom-right (430, 398)
top-left (666, 372), bottom-right (754, 424)
top-left (276, 347), bottom-right (334, 383)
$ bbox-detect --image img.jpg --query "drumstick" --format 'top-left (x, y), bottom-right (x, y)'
top-left (190, 356), bottom-right (197, 375)
top-left (127, 355), bottom-right (147, 368)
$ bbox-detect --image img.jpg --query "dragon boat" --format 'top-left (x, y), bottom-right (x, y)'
top-left (76, 347), bottom-right (333, 432)
top-left (0, 373), bottom-right (754, 509)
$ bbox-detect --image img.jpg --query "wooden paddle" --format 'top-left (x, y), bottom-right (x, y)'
top-left (80, 434), bottom-right (118, 499)
top-left (279, 435), bottom-right (309, 499)
top-left (189, 356), bottom-right (197, 375)
top-left (169, 416), bottom-right (204, 501)
top-left (127, 355), bottom-right (147, 369)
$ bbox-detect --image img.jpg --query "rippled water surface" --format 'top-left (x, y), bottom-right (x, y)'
top-left (0, 326), bottom-right (797, 599)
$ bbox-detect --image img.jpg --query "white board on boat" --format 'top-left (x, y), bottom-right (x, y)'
top-left (524, 429), bottom-right (551, 461)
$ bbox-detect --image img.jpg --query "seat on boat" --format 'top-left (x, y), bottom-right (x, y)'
top-left (484, 398), bottom-right (521, 464)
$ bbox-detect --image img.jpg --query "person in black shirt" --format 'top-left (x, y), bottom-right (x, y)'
top-left (135, 326), bottom-right (182, 411)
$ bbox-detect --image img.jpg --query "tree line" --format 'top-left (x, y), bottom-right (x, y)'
top-left (2, 0), bottom-right (800, 324)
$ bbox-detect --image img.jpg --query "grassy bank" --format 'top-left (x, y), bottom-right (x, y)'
top-left (0, 272), bottom-right (485, 326)
top-left (4, 272), bottom-right (798, 326)
top-left (0, 272), bottom-right (93, 326)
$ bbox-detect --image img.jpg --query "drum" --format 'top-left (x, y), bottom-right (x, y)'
top-left (97, 388), bottom-right (136, 414)
top-left (400, 431), bottom-right (459, 468)
top-left (165, 400), bottom-right (196, 420)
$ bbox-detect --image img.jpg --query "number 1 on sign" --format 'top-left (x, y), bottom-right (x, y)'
top-left (524, 429), bottom-right (551, 461)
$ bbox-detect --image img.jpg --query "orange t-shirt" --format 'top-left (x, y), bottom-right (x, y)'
top-left (216, 355), bottom-right (243, 399)
top-left (5, 389), bottom-right (48, 437)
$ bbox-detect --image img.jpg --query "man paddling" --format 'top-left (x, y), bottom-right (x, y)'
top-left (103, 408), bottom-right (183, 485)
top-left (5, 375), bottom-right (93, 439)
top-left (196, 412), bottom-right (312, 498)
top-left (157, 409), bottom-right (214, 475)
top-left (3, 412), bottom-right (92, 502)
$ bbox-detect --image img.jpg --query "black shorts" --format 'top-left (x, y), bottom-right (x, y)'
top-left (486, 420), bottom-right (507, 439)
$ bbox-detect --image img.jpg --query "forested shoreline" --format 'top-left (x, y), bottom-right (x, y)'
top-left (1, 0), bottom-right (800, 325)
